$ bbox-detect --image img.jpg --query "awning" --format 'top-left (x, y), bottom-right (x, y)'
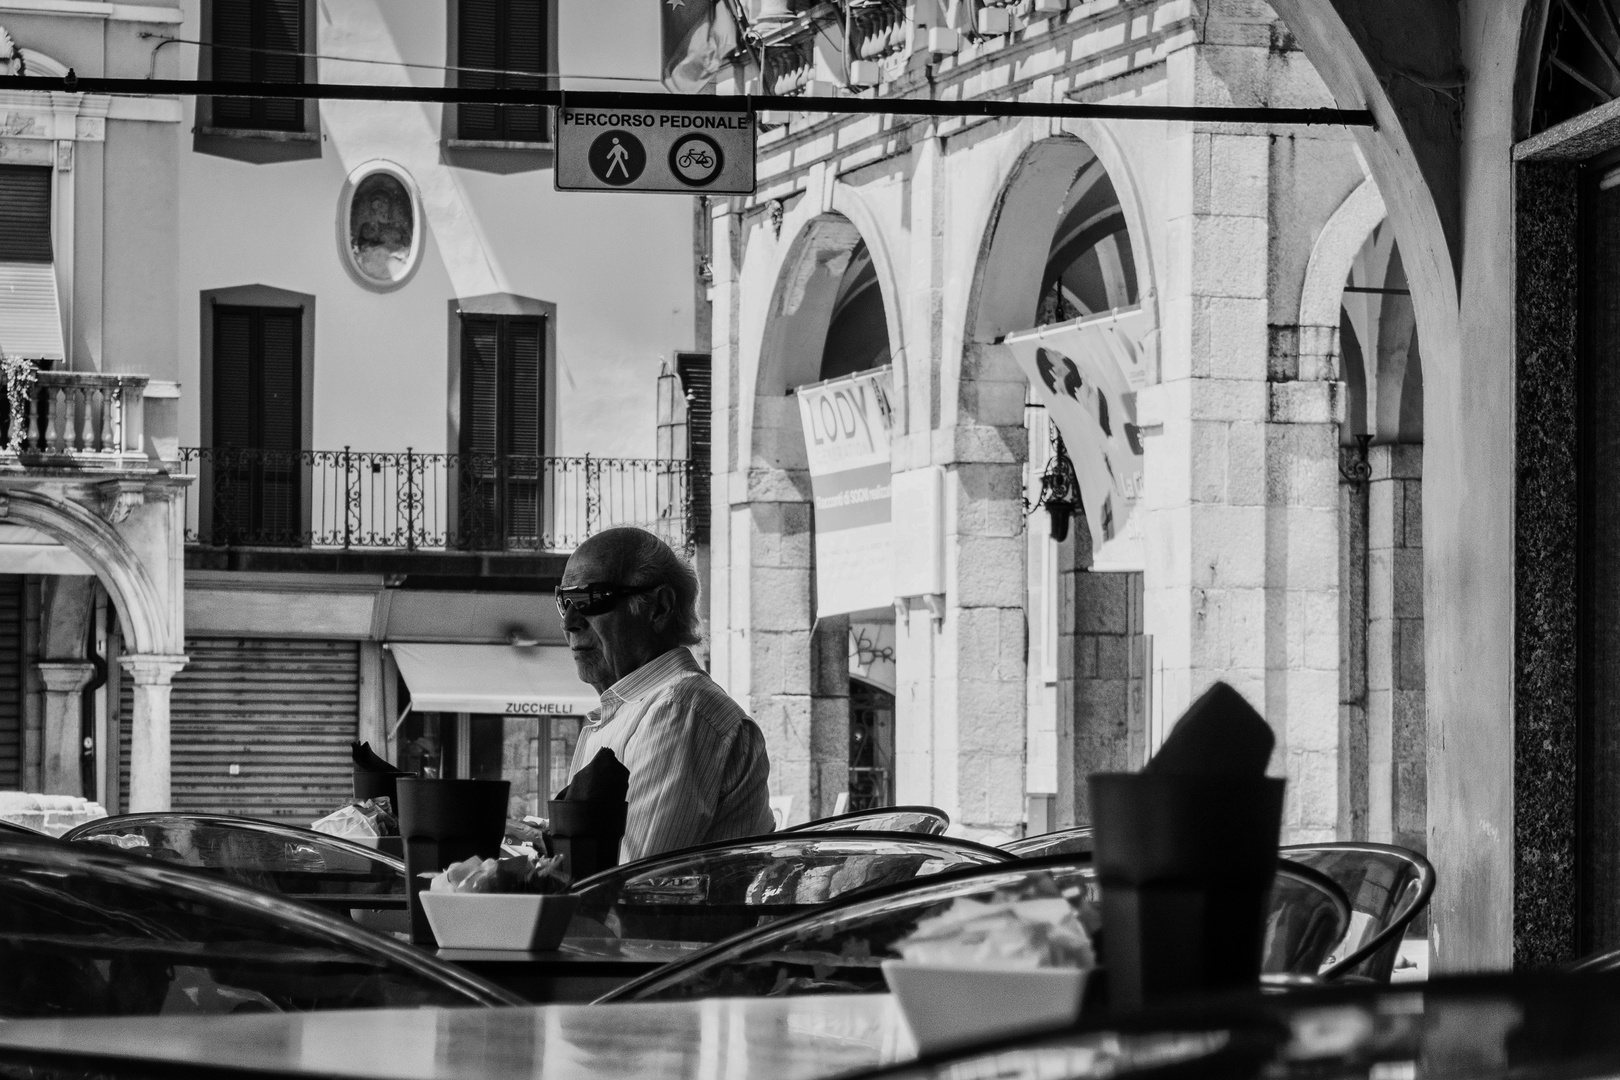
top-left (0, 262), bottom-right (64, 362)
top-left (387, 643), bottom-right (598, 717)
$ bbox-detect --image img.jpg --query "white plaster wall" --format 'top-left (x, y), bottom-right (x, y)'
top-left (172, 0), bottom-right (694, 460)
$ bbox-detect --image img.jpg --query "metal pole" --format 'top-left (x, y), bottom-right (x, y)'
top-left (0, 75), bottom-right (1377, 127)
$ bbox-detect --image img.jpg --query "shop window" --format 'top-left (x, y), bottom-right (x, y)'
top-left (458, 313), bottom-right (546, 549)
top-left (455, 0), bottom-right (550, 143)
top-left (210, 0), bottom-right (306, 132)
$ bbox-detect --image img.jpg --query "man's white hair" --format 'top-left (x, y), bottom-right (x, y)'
top-left (589, 526), bottom-right (703, 647)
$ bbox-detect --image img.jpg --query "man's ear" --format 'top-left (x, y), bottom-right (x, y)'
top-left (650, 584), bottom-right (678, 631)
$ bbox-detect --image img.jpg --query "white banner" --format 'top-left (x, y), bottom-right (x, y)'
top-left (797, 367), bottom-right (895, 617)
top-left (1005, 307), bottom-right (1152, 563)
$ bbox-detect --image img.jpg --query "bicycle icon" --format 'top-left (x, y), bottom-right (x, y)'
top-left (668, 133), bottom-right (724, 187)
top-left (677, 146), bottom-right (715, 171)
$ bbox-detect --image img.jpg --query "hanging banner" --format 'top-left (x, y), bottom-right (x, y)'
top-left (797, 367), bottom-right (895, 617)
top-left (1004, 307), bottom-right (1152, 564)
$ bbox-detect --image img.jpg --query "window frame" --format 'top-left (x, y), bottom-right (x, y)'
top-left (196, 0), bottom-right (323, 161)
top-left (443, 0), bottom-right (558, 172)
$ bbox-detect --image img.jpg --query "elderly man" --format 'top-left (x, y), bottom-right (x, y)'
top-left (557, 526), bottom-right (774, 861)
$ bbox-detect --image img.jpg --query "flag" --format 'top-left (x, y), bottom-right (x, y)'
top-left (662, 0), bottom-right (740, 94)
top-left (1004, 306), bottom-right (1153, 560)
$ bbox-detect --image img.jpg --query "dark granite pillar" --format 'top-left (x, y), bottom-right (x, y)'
top-left (1514, 160), bottom-right (1580, 966)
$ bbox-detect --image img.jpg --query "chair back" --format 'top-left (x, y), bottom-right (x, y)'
top-left (565, 830), bottom-right (1008, 945)
top-left (783, 805), bottom-right (950, 836)
top-left (1001, 825), bottom-right (1093, 859)
top-left (0, 837), bottom-right (521, 1016)
top-left (1280, 842), bottom-right (1435, 982)
top-left (601, 856), bottom-right (1348, 1003)
top-left (62, 812), bottom-right (406, 911)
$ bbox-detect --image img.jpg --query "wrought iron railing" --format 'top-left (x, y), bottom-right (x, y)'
top-left (178, 447), bottom-right (694, 554)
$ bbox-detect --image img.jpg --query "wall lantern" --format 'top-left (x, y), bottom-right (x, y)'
top-left (1031, 427), bottom-right (1081, 543)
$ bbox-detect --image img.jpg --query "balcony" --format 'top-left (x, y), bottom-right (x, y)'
top-left (178, 447), bottom-right (695, 557)
top-left (0, 369), bottom-right (154, 472)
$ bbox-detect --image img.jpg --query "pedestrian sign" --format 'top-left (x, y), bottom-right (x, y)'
top-left (556, 104), bottom-right (755, 195)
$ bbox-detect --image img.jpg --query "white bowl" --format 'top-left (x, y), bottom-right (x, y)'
top-left (418, 892), bottom-right (578, 951)
top-left (881, 960), bottom-right (1087, 1055)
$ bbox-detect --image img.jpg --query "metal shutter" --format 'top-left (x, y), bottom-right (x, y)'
top-left (121, 638), bottom-right (357, 823)
top-left (0, 576), bottom-right (22, 788)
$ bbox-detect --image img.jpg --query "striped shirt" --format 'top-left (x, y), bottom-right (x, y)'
top-left (568, 647), bottom-right (774, 863)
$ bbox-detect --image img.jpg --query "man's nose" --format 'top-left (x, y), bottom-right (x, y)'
top-left (561, 604), bottom-right (587, 633)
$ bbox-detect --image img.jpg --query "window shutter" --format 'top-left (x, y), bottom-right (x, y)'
top-left (259, 309), bottom-right (302, 452)
top-left (0, 167), bottom-right (52, 263)
top-left (213, 307), bottom-right (255, 449)
top-left (211, 0), bottom-right (304, 132)
top-left (461, 317), bottom-right (500, 458)
top-left (457, 0), bottom-right (501, 140)
top-left (504, 319), bottom-right (542, 458)
top-left (504, 1), bottom-right (547, 140)
top-left (676, 352), bottom-right (712, 545)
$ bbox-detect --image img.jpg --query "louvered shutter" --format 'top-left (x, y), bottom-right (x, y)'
top-left (460, 316), bottom-right (502, 546)
top-left (258, 309), bottom-right (302, 541)
top-left (211, 0), bottom-right (304, 131)
top-left (504, 1), bottom-right (547, 140)
top-left (120, 639), bottom-right (358, 823)
top-left (676, 352), bottom-right (712, 545)
top-left (0, 166), bottom-right (52, 263)
top-left (457, 0), bottom-right (547, 141)
top-left (504, 319), bottom-right (543, 540)
top-left (0, 577), bottom-right (23, 790)
top-left (212, 308), bottom-right (255, 543)
top-left (457, 0), bottom-right (501, 140)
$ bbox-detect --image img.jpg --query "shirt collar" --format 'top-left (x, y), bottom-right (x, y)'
top-left (599, 647), bottom-right (701, 707)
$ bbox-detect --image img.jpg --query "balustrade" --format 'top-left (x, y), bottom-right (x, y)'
top-left (0, 369), bottom-right (149, 463)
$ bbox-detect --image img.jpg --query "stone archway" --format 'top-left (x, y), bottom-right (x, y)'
top-left (957, 134), bottom-right (1153, 832)
top-left (0, 484), bottom-right (188, 811)
top-left (728, 207), bottom-right (902, 826)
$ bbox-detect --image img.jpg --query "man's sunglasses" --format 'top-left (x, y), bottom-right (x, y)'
top-left (554, 582), bottom-right (659, 618)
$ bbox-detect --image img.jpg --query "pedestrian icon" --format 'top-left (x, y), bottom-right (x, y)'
top-left (588, 130), bottom-right (646, 186)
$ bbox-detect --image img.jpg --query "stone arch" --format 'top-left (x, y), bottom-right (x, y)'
top-left (1300, 177), bottom-right (1388, 330)
top-left (0, 490), bottom-right (176, 656)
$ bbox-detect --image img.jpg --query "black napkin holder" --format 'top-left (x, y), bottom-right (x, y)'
top-left (397, 778), bottom-right (510, 947)
top-left (1089, 772), bottom-right (1284, 1012)
top-left (548, 799), bottom-right (628, 883)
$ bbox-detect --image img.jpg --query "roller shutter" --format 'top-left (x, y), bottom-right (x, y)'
top-left (0, 577), bottom-right (22, 789)
top-left (121, 638), bottom-right (357, 823)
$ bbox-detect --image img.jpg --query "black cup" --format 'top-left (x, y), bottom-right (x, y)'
top-left (548, 799), bottom-right (628, 883)
top-left (1089, 772), bottom-right (1285, 1012)
top-left (398, 778), bottom-right (511, 947)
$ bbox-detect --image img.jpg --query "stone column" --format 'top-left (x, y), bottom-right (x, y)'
top-left (120, 654), bottom-right (188, 812)
top-left (37, 661), bottom-right (95, 796)
top-left (1367, 442), bottom-right (1425, 852)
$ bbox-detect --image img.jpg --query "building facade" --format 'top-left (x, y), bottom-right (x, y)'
top-left (706, 0), bottom-right (1426, 852)
top-left (0, 0), bottom-right (701, 823)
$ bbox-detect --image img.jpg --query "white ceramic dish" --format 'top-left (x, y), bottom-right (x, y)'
top-left (880, 960), bottom-right (1087, 1055)
top-left (418, 892), bottom-right (579, 951)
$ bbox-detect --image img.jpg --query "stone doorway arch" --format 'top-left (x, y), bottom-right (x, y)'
top-left (0, 483), bottom-right (188, 811)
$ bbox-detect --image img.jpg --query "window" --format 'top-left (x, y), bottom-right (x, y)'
top-left (211, 0), bottom-right (305, 132)
top-left (457, 0), bottom-right (549, 142)
top-left (212, 306), bottom-right (302, 544)
top-left (459, 314), bottom-right (545, 548)
top-left (0, 166), bottom-right (51, 263)
top-left (0, 164), bottom-right (64, 368)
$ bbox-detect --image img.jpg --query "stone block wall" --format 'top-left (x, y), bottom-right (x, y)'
top-left (1368, 443), bottom-right (1426, 853)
